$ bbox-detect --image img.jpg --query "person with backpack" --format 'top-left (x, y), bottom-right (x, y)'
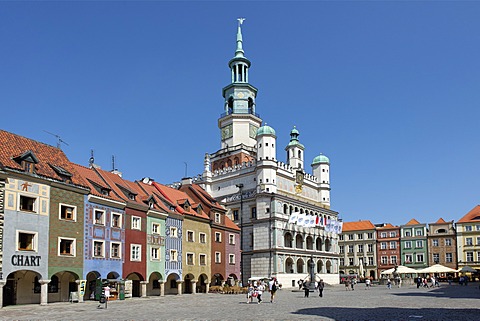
top-left (269, 277), bottom-right (278, 303)
top-left (317, 279), bottom-right (325, 297)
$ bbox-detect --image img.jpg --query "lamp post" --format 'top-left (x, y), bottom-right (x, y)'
top-left (363, 257), bottom-right (367, 278)
top-left (236, 183), bottom-right (244, 286)
top-left (308, 254), bottom-right (316, 292)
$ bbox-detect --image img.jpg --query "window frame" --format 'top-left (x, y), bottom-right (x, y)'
top-left (170, 249), bottom-right (178, 262)
top-left (229, 254), bottom-right (235, 264)
top-left (151, 247), bottom-right (161, 261)
top-left (215, 251), bottom-right (221, 263)
top-left (18, 194), bottom-right (37, 213)
top-left (58, 237), bottom-right (76, 256)
top-left (94, 209), bottom-right (106, 225)
top-left (187, 230), bottom-right (195, 242)
top-left (131, 216), bottom-right (141, 230)
top-left (152, 222), bottom-right (160, 234)
top-left (130, 244), bottom-right (142, 262)
top-left (186, 252), bottom-right (194, 265)
top-left (93, 240), bottom-right (105, 258)
top-left (229, 234), bottom-right (235, 245)
top-left (111, 212), bottom-right (122, 228)
top-left (59, 203), bottom-right (76, 221)
top-left (199, 253), bottom-right (207, 265)
top-left (17, 230), bottom-right (38, 252)
top-left (215, 232), bottom-right (222, 243)
top-left (111, 242), bottom-right (122, 259)
top-left (199, 232), bottom-right (206, 244)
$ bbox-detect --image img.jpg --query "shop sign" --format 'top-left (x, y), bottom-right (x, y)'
top-left (11, 255), bottom-right (41, 266)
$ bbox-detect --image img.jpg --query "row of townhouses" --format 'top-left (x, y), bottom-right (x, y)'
top-left (339, 212), bottom-right (480, 279)
top-left (0, 129), bottom-right (241, 307)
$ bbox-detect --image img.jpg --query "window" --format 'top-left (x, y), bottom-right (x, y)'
top-left (199, 233), bottom-right (206, 244)
top-left (416, 253), bottom-right (424, 262)
top-left (215, 252), bottom-right (221, 263)
top-left (111, 213), bottom-right (122, 228)
top-left (466, 252), bottom-right (474, 262)
top-left (405, 230), bottom-right (411, 237)
top-left (93, 241), bottom-right (104, 257)
top-left (215, 232), bottom-right (222, 243)
top-left (389, 231), bottom-right (396, 237)
top-left (17, 231), bottom-right (37, 251)
top-left (348, 258), bottom-right (354, 266)
top-left (59, 204), bottom-right (76, 221)
top-left (215, 213), bottom-right (221, 223)
top-left (229, 254), bottom-right (235, 264)
top-left (229, 234), bottom-right (235, 245)
top-left (187, 231), bottom-right (194, 242)
top-left (432, 253), bottom-right (440, 263)
top-left (19, 195), bottom-right (36, 212)
top-left (151, 247), bottom-right (160, 261)
top-left (380, 232), bottom-right (387, 238)
top-left (416, 240), bottom-right (423, 248)
top-left (432, 239), bottom-right (439, 247)
top-left (348, 245), bottom-right (354, 253)
top-left (170, 249), bottom-right (178, 261)
top-left (389, 241), bottom-right (396, 249)
top-left (357, 244), bottom-right (363, 253)
top-left (111, 242), bottom-right (121, 258)
top-left (405, 241), bottom-right (412, 249)
top-left (94, 209), bottom-right (105, 225)
top-left (251, 207), bottom-right (257, 219)
top-left (357, 233), bottom-right (363, 240)
top-left (445, 253), bottom-right (453, 263)
top-left (339, 245), bottom-right (344, 254)
top-left (340, 258), bottom-right (345, 266)
top-left (131, 216), bottom-right (141, 230)
top-left (233, 209), bottom-right (239, 221)
top-left (199, 254), bottom-right (206, 265)
top-left (152, 223), bottom-right (160, 234)
top-left (170, 227), bottom-right (178, 238)
top-left (465, 225), bottom-right (472, 232)
top-left (58, 238), bottom-right (75, 256)
top-left (466, 238), bottom-right (473, 246)
top-left (381, 242), bottom-right (387, 250)
top-left (415, 229), bottom-right (423, 236)
top-left (131, 244), bottom-right (141, 261)
top-left (368, 244), bottom-right (373, 252)
top-left (405, 254), bottom-right (412, 263)
top-left (390, 256), bottom-right (397, 265)
top-left (186, 253), bottom-right (194, 265)
top-left (445, 238), bottom-right (452, 246)
top-left (339, 235), bottom-right (344, 241)
top-left (477, 225), bottom-right (480, 231)
top-left (368, 257), bottom-right (374, 265)
top-left (477, 237), bottom-right (480, 245)
top-left (348, 234), bottom-right (354, 240)
top-left (367, 233), bottom-right (373, 239)
top-left (381, 256), bottom-right (388, 264)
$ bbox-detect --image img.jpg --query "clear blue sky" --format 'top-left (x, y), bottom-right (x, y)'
top-left (2, 1), bottom-right (479, 226)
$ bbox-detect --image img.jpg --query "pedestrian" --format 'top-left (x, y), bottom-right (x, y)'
top-left (344, 278), bottom-right (350, 291)
top-left (448, 275), bottom-right (453, 286)
top-left (365, 278), bottom-right (370, 290)
top-left (298, 279), bottom-right (303, 290)
top-left (317, 279), bottom-right (325, 297)
top-left (303, 282), bottom-right (310, 298)
top-left (246, 283), bottom-right (254, 304)
top-left (387, 278), bottom-right (392, 289)
top-left (269, 277), bottom-right (278, 303)
top-left (350, 278), bottom-right (355, 291)
top-left (256, 283), bottom-right (264, 303)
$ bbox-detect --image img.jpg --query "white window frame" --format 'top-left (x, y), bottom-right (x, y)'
top-left (199, 253), bottom-right (207, 265)
top-left (215, 232), bottom-right (222, 243)
top-left (93, 240), bottom-right (105, 258)
top-left (152, 222), bottom-right (160, 234)
top-left (131, 216), bottom-right (141, 230)
top-left (380, 232), bottom-right (387, 238)
top-left (389, 231), bottom-right (396, 237)
top-left (390, 256), bottom-right (397, 265)
top-left (170, 227), bottom-right (178, 238)
top-left (229, 254), bottom-right (235, 264)
top-left (381, 242), bottom-right (387, 250)
top-left (58, 237), bottom-right (76, 256)
top-left (215, 251), bottom-right (221, 263)
top-left (186, 252), bottom-right (195, 265)
top-left (94, 209), bottom-right (106, 225)
top-left (445, 238), bottom-right (452, 246)
top-left (445, 253), bottom-right (453, 263)
top-left (199, 232), bottom-right (206, 244)
top-left (110, 242), bottom-right (122, 259)
top-left (432, 239), bottom-right (439, 247)
top-left (416, 240), bottom-right (423, 248)
top-left (389, 241), bottom-right (396, 249)
top-left (151, 247), bottom-right (161, 261)
top-left (229, 234), bottom-right (235, 245)
top-left (381, 256), bottom-right (388, 264)
top-left (130, 244), bottom-right (142, 261)
top-left (405, 254), bottom-right (413, 264)
top-left (187, 230), bottom-right (195, 242)
top-left (59, 203), bottom-right (77, 221)
top-left (405, 241), bottom-right (412, 249)
top-left (466, 238), bottom-right (473, 246)
top-left (215, 213), bottom-right (221, 223)
top-left (18, 194), bottom-right (37, 213)
top-left (111, 212), bottom-right (122, 228)
top-left (170, 249), bottom-right (178, 262)
top-left (17, 230), bottom-right (38, 252)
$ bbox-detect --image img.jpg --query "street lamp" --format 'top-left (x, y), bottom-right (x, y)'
top-left (363, 257), bottom-right (367, 278)
top-left (236, 184), bottom-right (244, 286)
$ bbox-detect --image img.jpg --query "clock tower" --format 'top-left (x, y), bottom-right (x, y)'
top-left (219, 19), bottom-right (262, 150)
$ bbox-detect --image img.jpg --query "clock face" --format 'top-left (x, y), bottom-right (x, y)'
top-left (249, 124), bottom-right (258, 139)
top-left (296, 171), bottom-right (304, 185)
top-left (221, 124), bottom-right (233, 140)
top-left (237, 92), bottom-right (245, 98)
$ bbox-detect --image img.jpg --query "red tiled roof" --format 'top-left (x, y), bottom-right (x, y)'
top-left (405, 218), bottom-right (421, 225)
top-left (377, 223), bottom-right (398, 229)
top-left (342, 220), bottom-right (375, 232)
top-left (0, 130), bottom-right (87, 187)
top-left (458, 205), bottom-right (480, 223)
top-left (133, 181), bottom-right (172, 214)
top-left (434, 218), bottom-right (447, 224)
top-left (225, 216), bottom-right (240, 231)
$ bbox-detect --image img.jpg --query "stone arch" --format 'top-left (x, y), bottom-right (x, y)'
top-left (295, 234), bottom-right (303, 249)
top-left (326, 260), bottom-right (332, 274)
top-left (126, 272), bottom-right (144, 298)
top-left (198, 273), bottom-right (209, 293)
top-left (148, 272), bottom-right (164, 296)
top-left (165, 273), bottom-right (181, 295)
top-left (316, 237), bottom-right (323, 251)
top-left (306, 236), bottom-right (314, 250)
top-left (212, 273), bottom-right (224, 286)
top-left (283, 204), bottom-right (288, 214)
top-left (85, 271), bottom-right (101, 300)
top-left (4, 270), bottom-right (43, 306)
top-left (325, 238), bottom-right (331, 252)
top-left (48, 270), bottom-right (80, 303)
top-left (284, 232), bottom-right (293, 248)
top-left (285, 257), bottom-right (294, 273)
top-left (184, 273), bottom-right (196, 294)
top-left (317, 260), bottom-right (324, 273)
top-left (296, 258), bottom-right (305, 274)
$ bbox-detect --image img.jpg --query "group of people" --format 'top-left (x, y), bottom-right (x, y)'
top-left (247, 277), bottom-right (279, 304)
top-left (299, 279), bottom-right (325, 298)
top-left (415, 276), bottom-right (440, 288)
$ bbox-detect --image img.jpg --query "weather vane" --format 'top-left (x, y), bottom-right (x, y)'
top-left (237, 17), bottom-right (245, 26)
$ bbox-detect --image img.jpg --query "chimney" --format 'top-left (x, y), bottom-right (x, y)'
top-left (181, 177), bottom-right (193, 186)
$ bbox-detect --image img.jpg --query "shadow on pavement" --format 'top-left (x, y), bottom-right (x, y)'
top-left (392, 286), bottom-right (480, 299)
top-left (291, 307), bottom-right (480, 321)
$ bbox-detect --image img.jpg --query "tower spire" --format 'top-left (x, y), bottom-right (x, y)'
top-left (235, 18), bottom-right (246, 58)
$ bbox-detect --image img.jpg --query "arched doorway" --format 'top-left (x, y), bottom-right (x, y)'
top-left (326, 260), bottom-right (332, 273)
top-left (212, 273), bottom-right (224, 286)
top-left (165, 273), bottom-right (180, 295)
top-left (148, 272), bottom-right (163, 296)
top-left (285, 257), bottom-right (294, 273)
top-left (227, 273), bottom-right (238, 286)
top-left (125, 272), bottom-right (144, 298)
top-left (297, 258), bottom-right (305, 274)
top-left (184, 273), bottom-right (195, 294)
top-left (3, 270), bottom-right (42, 306)
top-left (198, 274), bottom-right (209, 293)
top-left (317, 260), bottom-right (324, 274)
top-left (48, 271), bottom-right (79, 303)
top-left (86, 271), bottom-right (100, 300)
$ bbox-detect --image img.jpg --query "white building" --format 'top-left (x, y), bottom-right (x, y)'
top-left (196, 20), bottom-right (341, 287)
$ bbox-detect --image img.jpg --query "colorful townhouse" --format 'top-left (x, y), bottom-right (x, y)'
top-left (153, 181), bottom-right (211, 294)
top-left (0, 130), bottom-right (89, 307)
top-left (376, 223), bottom-right (400, 276)
top-left (427, 218), bottom-right (457, 269)
top-left (71, 163), bottom-right (126, 301)
top-left (179, 179), bottom-right (241, 287)
top-left (456, 206), bottom-right (480, 270)
top-left (339, 220), bottom-right (376, 279)
top-left (400, 219), bottom-right (428, 269)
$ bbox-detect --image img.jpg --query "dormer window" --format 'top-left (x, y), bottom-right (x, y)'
top-left (129, 194), bottom-right (135, 201)
top-left (13, 150), bottom-right (39, 174)
top-left (24, 161), bottom-right (34, 173)
top-left (101, 189), bottom-right (109, 196)
top-left (149, 202), bottom-right (154, 209)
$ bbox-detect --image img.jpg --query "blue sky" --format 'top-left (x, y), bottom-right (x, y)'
top-left (2, 1), bottom-right (479, 226)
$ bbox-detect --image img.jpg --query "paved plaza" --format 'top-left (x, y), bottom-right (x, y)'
top-left (0, 283), bottom-right (479, 320)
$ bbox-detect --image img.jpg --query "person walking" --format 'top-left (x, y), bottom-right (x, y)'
top-left (365, 278), bottom-right (370, 290)
top-left (317, 279), bottom-right (325, 297)
top-left (303, 282), bottom-right (310, 298)
top-left (269, 277), bottom-right (278, 303)
top-left (256, 283), bottom-right (264, 304)
top-left (387, 278), bottom-right (392, 289)
top-left (344, 278), bottom-right (350, 291)
top-left (350, 278), bottom-right (355, 291)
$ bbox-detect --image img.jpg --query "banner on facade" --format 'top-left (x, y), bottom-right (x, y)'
top-left (287, 212), bottom-right (342, 234)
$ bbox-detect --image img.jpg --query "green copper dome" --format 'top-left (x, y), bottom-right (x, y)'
top-left (312, 154), bottom-right (330, 165)
top-left (257, 124), bottom-right (276, 136)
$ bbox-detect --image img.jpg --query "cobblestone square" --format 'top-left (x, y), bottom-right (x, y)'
top-left (1, 283), bottom-right (479, 320)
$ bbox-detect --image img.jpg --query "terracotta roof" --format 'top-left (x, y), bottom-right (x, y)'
top-left (342, 220), bottom-right (375, 232)
top-left (434, 218), bottom-right (447, 224)
top-left (0, 130), bottom-right (87, 188)
top-left (224, 216), bottom-right (240, 231)
top-left (134, 181), bottom-right (172, 213)
top-left (377, 223), bottom-right (398, 229)
top-left (405, 218), bottom-right (421, 225)
top-left (71, 163), bottom-right (125, 203)
top-left (458, 205), bottom-right (480, 223)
